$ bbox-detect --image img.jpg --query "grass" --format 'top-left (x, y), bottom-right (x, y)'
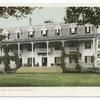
top-left (0, 73), bottom-right (100, 86)
top-left (16, 67), bottom-right (63, 74)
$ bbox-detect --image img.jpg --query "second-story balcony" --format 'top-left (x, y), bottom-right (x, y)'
top-left (13, 50), bottom-right (21, 55)
top-left (36, 48), bottom-right (51, 53)
top-left (69, 47), bottom-right (78, 52)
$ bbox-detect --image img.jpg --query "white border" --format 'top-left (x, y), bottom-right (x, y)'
top-left (0, 0), bottom-right (100, 6)
top-left (0, 87), bottom-right (100, 96)
top-left (0, 0), bottom-right (100, 97)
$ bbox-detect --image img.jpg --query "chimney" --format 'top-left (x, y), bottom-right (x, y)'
top-left (29, 18), bottom-right (32, 26)
top-left (44, 20), bottom-right (53, 24)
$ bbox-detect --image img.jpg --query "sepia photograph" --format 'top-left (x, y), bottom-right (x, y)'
top-left (0, 6), bottom-right (100, 88)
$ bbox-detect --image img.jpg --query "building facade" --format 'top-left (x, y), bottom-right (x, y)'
top-left (0, 21), bottom-right (100, 69)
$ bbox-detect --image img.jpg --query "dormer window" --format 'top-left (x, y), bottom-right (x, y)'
top-left (15, 28), bottom-right (22, 39)
top-left (41, 26), bottom-right (48, 37)
top-left (17, 33), bottom-right (20, 39)
top-left (5, 33), bottom-right (10, 40)
top-left (70, 28), bottom-right (77, 34)
top-left (28, 26), bottom-right (34, 38)
top-left (55, 24), bottom-right (62, 36)
top-left (85, 26), bottom-right (90, 33)
top-left (2, 29), bottom-right (10, 40)
top-left (84, 24), bottom-right (92, 34)
top-left (69, 23), bottom-right (77, 35)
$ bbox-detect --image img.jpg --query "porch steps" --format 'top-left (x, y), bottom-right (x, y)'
top-left (16, 67), bottom-right (63, 74)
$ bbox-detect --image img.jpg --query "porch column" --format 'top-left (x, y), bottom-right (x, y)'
top-left (62, 40), bottom-right (64, 47)
top-left (47, 41), bottom-right (49, 67)
top-left (31, 42), bottom-right (34, 67)
top-left (92, 38), bottom-right (95, 66)
top-left (18, 43), bottom-right (20, 58)
top-left (0, 45), bottom-right (3, 56)
top-left (95, 38), bottom-right (98, 67)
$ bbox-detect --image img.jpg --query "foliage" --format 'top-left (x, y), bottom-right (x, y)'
top-left (61, 44), bottom-right (66, 73)
top-left (49, 42), bottom-right (66, 73)
top-left (49, 41), bottom-right (81, 73)
top-left (64, 7), bottom-right (100, 28)
top-left (0, 7), bottom-right (41, 73)
top-left (66, 52), bottom-right (81, 72)
top-left (0, 7), bottom-right (38, 19)
top-left (0, 44), bottom-right (21, 73)
top-left (10, 55), bottom-right (20, 69)
top-left (0, 34), bottom-right (5, 41)
top-left (3, 45), bottom-right (10, 72)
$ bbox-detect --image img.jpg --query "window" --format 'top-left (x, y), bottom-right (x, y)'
top-left (98, 41), bottom-right (100, 48)
top-left (17, 33), bottom-right (20, 39)
top-left (55, 29), bottom-right (61, 36)
top-left (85, 41), bottom-right (91, 49)
top-left (70, 28), bottom-right (77, 35)
top-left (69, 52), bottom-right (77, 63)
top-left (55, 24), bottom-right (62, 36)
top-left (28, 26), bottom-right (34, 38)
top-left (28, 45), bottom-right (32, 51)
top-left (85, 27), bottom-right (90, 33)
top-left (55, 57), bottom-right (61, 66)
top-left (85, 56), bottom-right (94, 64)
top-left (41, 26), bottom-right (48, 37)
top-left (97, 51), bottom-right (100, 58)
top-left (5, 33), bottom-right (10, 40)
top-left (28, 31), bottom-right (34, 38)
top-left (16, 28), bottom-right (22, 39)
top-left (55, 46), bottom-right (61, 50)
top-left (69, 51), bottom-right (81, 63)
top-left (8, 33), bottom-right (10, 39)
top-left (69, 57), bottom-right (77, 63)
top-left (41, 30), bottom-right (48, 37)
top-left (27, 58), bottom-right (32, 66)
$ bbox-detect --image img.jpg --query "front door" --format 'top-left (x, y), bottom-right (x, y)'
top-left (28, 58), bottom-right (32, 67)
top-left (19, 58), bottom-right (22, 66)
top-left (42, 57), bottom-right (47, 66)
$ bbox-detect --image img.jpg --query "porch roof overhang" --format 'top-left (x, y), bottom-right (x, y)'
top-left (0, 34), bottom-right (97, 45)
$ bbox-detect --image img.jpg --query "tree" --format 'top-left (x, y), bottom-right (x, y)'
top-left (64, 7), bottom-right (100, 28)
top-left (0, 7), bottom-right (39, 19)
top-left (3, 45), bottom-right (10, 72)
top-left (61, 44), bottom-right (66, 73)
top-left (0, 7), bottom-right (40, 73)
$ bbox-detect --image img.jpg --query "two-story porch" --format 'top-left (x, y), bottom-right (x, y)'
top-left (0, 35), bottom-right (97, 69)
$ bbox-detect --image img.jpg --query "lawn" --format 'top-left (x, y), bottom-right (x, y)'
top-left (0, 73), bottom-right (100, 86)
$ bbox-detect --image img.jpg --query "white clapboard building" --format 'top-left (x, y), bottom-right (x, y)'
top-left (0, 19), bottom-right (100, 69)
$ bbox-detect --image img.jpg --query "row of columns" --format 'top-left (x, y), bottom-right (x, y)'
top-left (17, 41), bottom-right (50, 67)
top-left (92, 38), bottom-right (99, 67)
top-left (17, 41), bottom-right (64, 67)
top-left (2, 39), bottom-right (97, 67)
top-left (93, 38), bottom-right (97, 67)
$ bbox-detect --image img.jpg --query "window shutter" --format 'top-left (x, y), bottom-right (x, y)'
top-left (85, 56), bottom-right (87, 63)
top-left (91, 56), bottom-right (94, 63)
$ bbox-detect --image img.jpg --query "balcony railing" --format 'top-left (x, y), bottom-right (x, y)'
top-left (13, 50), bottom-right (21, 54)
top-left (36, 48), bottom-right (51, 53)
top-left (69, 47), bottom-right (78, 51)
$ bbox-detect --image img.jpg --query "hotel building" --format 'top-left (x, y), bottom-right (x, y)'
top-left (0, 20), bottom-right (100, 69)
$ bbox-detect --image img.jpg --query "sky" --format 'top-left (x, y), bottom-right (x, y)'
top-left (0, 7), bottom-right (65, 28)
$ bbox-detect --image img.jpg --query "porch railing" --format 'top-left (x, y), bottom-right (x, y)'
top-left (69, 47), bottom-right (77, 51)
top-left (36, 48), bottom-right (51, 53)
